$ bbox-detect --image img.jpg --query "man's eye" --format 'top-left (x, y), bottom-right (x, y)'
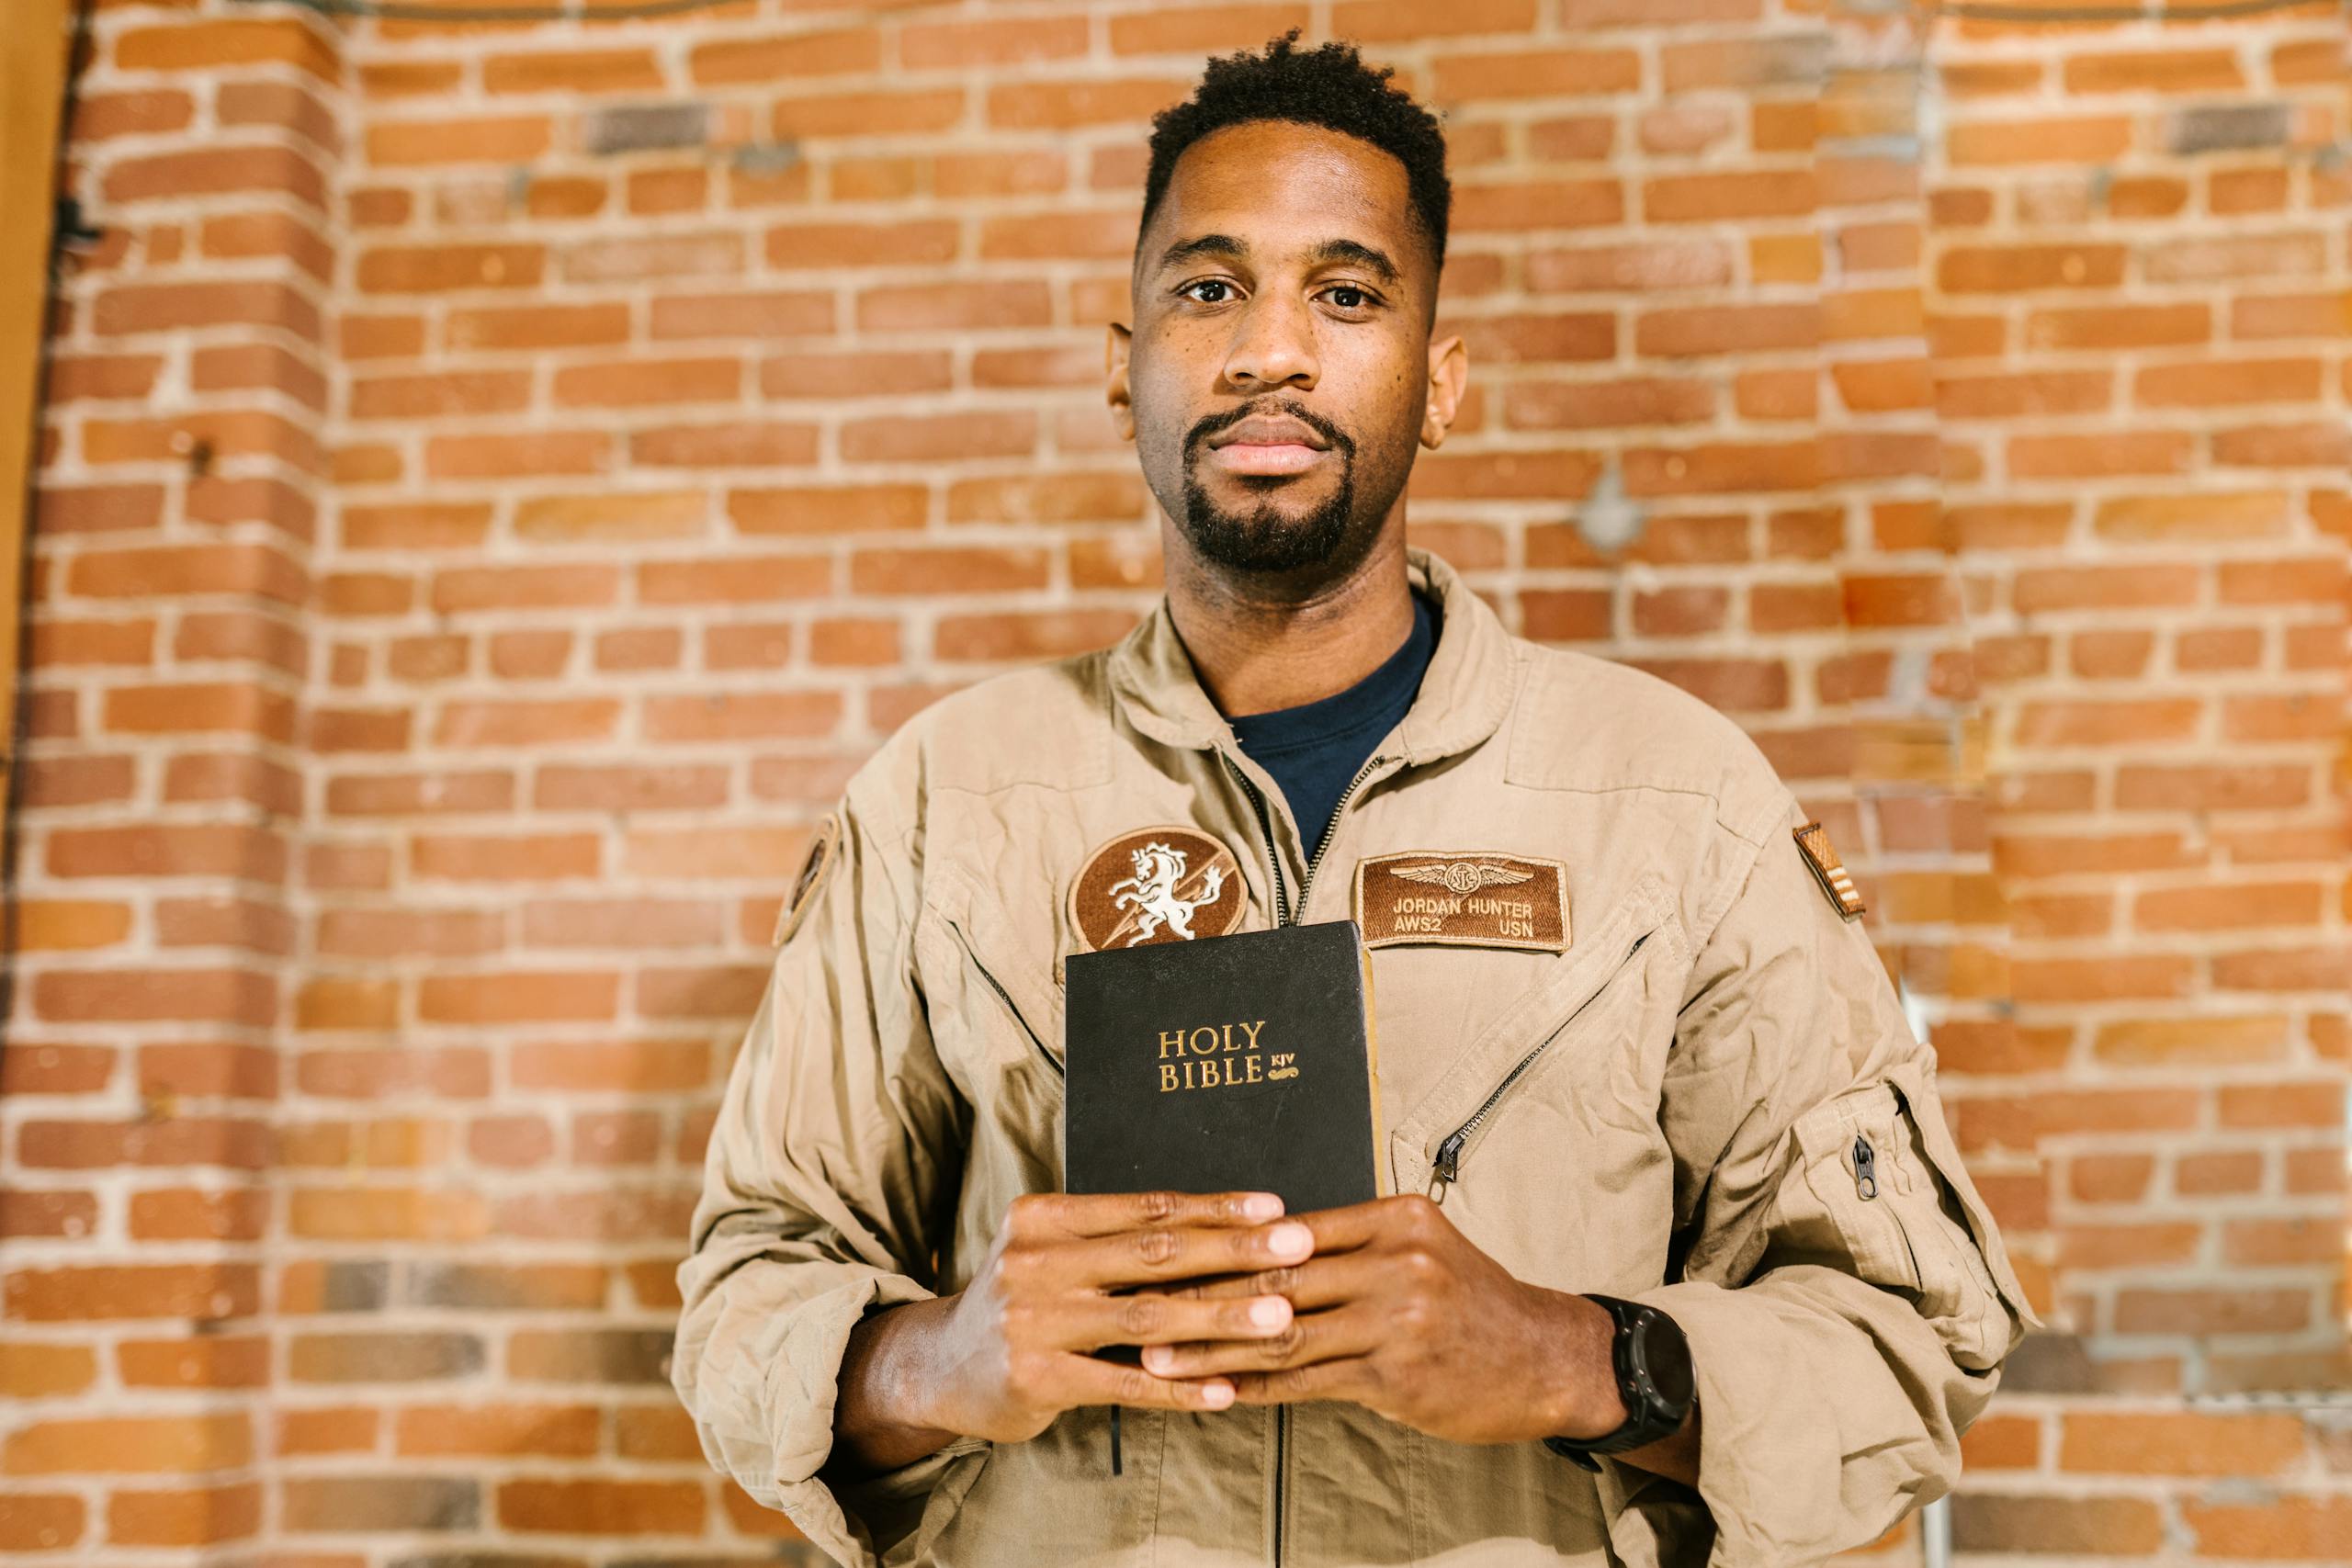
top-left (1177, 280), bottom-right (1378, 310)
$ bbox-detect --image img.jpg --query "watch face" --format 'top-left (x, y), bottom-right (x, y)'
top-left (1638, 1313), bottom-right (1696, 1413)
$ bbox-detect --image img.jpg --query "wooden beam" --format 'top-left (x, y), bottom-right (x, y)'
top-left (0, 0), bottom-right (73, 810)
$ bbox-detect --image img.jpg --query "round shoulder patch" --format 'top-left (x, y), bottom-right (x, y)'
top-left (772, 812), bottom-right (842, 947)
top-left (1069, 824), bottom-right (1248, 953)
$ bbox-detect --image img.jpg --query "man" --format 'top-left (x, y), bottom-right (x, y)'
top-left (674, 30), bottom-right (2039, 1568)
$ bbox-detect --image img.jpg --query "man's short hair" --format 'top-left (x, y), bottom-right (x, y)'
top-left (1139, 28), bottom-right (1453, 288)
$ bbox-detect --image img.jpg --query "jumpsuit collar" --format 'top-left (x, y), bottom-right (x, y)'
top-left (1104, 545), bottom-right (1521, 767)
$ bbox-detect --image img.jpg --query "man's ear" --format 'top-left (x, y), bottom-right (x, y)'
top-left (1420, 332), bottom-right (1468, 450)
top-left (1105, 321), bottom-right (1136, 443)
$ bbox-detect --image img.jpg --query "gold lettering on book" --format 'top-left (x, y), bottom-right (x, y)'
top-left (1153, 1019), bottom-right (1281, 1093)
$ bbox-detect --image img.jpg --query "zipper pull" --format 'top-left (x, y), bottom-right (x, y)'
top-left (1852, 1134), bottom-right (1879, 1200)
top-left (1427, 1131), bottom-right (1468, 1201)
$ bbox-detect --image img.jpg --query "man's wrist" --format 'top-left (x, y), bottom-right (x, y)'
top-left (1534, 1289), bottom-right (1628, 1441)
top-left (1538, 1294), bottom-right (1702, 1486)
top-left (827, 1295), bottom-right (963, 1479)
top-left (874, 1294), bottom-right (967, 1438)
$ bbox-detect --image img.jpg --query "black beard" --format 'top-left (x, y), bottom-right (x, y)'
top-left (1177, 458), bottom-right (1363, 575)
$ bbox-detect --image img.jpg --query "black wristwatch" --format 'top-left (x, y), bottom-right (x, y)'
top-left (1542, 1294), bottom-right (1696, 1472)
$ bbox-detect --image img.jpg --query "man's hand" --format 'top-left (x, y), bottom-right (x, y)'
top-left (835, 1189), bottom-right (1317, 1472)
top-left (1135, 1193), bottom-right (1630, 1448)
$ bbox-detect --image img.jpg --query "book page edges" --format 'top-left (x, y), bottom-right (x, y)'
top-left (1358, 932), bottom-right (1390, 1199)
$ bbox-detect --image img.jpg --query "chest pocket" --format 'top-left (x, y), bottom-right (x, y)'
top-left (923, 863), bottom-right (1067, 1089)
top-left (1386, 871), bottom-right (1683, 1291)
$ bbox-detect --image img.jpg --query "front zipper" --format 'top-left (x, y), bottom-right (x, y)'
top-left (1295, 752), bottom-right (1390, 919)
top-left (1425, 929), bottom-right (1654, 1200)
top-left (944, 913), bottom-right (1061, 1080)
top-left (1216, 745), bottom-right (1390, 1568)
top-left (1220, 753), bottom-right (1288, 923)
top-left (1273, 1404), bottom-right (1287, 1568)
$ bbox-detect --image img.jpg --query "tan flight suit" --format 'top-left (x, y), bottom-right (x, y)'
top-left (673, 545), bottom-right (2042, 1568)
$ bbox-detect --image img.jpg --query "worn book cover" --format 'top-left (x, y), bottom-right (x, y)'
top-left (1062, 919), bottom-right (1386, 1215)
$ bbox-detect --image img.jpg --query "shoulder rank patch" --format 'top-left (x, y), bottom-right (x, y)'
top-left (1792, 820), bottom-right (1867, 920)
top-left (1352, 851), bottom-right (1569, 953)
top-left (1069, 825), bottom-right (1247, 952)
top-left (772, 812), bottom-right (842, 947)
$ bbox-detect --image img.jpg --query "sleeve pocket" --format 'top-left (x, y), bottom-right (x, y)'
top-left (1885, 1057), bottom-right (2045, 1359)
top-left (1784, 1068), bottom-right (2038, 1372)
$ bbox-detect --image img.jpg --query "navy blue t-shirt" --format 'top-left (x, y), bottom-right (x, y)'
top-left (1226, 590), bottom-right (1439, 864)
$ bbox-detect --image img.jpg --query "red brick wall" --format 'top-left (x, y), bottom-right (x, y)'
top-left (5, 1), bottom-right (2346, 1562)
top-left (1919, 7), bottom-right (2352, 1554)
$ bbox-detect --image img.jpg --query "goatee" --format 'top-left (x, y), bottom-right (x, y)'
top-left (1178, 462), bottom-right (1363, 575)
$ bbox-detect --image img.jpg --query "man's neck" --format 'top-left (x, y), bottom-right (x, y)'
top-left (1163, 529), bottom-right (1416, 719)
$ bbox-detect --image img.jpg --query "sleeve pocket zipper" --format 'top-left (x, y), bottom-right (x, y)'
top-left (1834, 1107), bottom-right (1925, 1299)
top-left (1427, 929), bottom-right (1655, 1201)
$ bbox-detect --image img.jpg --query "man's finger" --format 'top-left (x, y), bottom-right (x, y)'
top-left (1066, 1215), bottom-right (1317, 1289)
top-left (1138, 1305), bottom-right (1381, 1380)
top-left (1146, 1254), bottom-right (1384, 1313)
top-left (1286, 1193), bottom-right (1438, 1255)
top-left (1021, 1190), bottom-right (1283, 1241)
top-left (1048, 1290), bottom-right (1295, 1351)
top-left (1225, 1356), bottom-right (1378, 1406)
top-left (1060, 1352), bottom-right (1239, 1414)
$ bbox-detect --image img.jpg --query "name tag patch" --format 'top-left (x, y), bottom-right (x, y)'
top-left (1351, 851), bottom-right (1570, 953)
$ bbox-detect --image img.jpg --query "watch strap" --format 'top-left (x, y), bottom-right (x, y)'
top-left (1542, 1294), bottom-right (1689, 1471)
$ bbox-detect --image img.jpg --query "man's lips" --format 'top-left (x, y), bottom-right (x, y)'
top-left (1206, 442), bottom-right (1328, 477)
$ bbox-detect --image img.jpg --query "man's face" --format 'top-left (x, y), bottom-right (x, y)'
top-left (1109, 119), bottom-right (1459, 583)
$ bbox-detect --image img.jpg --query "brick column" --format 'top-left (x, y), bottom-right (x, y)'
top-left (4, 1), bottom-right (340, 1559)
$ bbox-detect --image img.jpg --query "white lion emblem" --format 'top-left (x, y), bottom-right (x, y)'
top-left (1108, 840), bottom-right (1227, 945)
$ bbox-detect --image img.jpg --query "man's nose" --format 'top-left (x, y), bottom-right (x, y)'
top-left (1220, 291), bottom-right (1318, 389)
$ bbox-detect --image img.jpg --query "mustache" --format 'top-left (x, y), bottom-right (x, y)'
top-left (1187, 401), bottom-right (1352, 457)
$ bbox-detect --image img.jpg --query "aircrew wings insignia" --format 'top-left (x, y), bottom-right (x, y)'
top-left (1390, 860), bottom-right (1537, 897)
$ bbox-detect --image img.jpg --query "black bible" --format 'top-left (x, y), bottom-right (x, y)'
top-left (1062, 919), bottom-right (1386, 1214)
